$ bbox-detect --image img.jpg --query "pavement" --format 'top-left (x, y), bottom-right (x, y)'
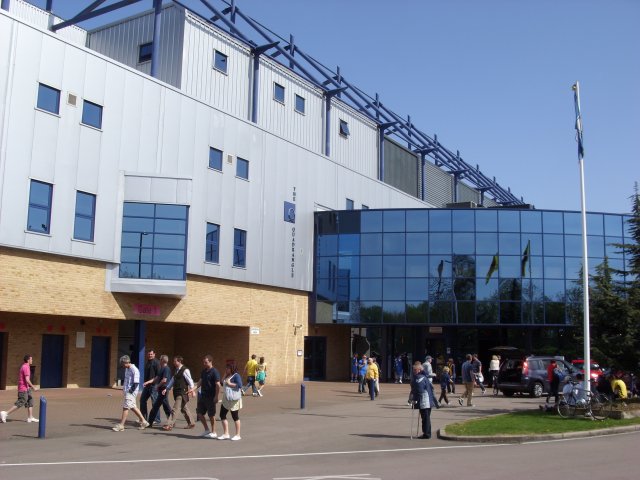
top-left (1, 381), bottom-right (638, 465)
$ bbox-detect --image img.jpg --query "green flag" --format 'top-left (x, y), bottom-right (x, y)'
top-left (485, 254), bottom-right (499, 284)
top-left (521, 240), bottom-right (531, 277)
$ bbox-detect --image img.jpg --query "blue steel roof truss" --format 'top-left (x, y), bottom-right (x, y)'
top-left (37, 0), bottom-right (523, 205)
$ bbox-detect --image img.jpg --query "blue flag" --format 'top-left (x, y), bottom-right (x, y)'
top-left (572, 83), bottom-right (585, 159)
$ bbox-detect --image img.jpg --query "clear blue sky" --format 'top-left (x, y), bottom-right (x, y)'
top-left (28, 0), bottom-right (639, 214)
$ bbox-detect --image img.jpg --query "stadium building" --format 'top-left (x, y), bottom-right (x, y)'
top-left (0, 0), bottom-right (632, 388)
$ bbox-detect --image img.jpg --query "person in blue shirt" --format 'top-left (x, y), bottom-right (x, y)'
top-left (458, 354), bottom-right (475, 407)
top-left (351, 354), bottom-right (359, 383)
top-left (357, 355), bottom-right (368, 393)
top-left (439, 366), bottom-right (452, 405)
top-left (410, 361), bottom-right (439, 439)
top-left (394, 355), bottom-right (404, 384)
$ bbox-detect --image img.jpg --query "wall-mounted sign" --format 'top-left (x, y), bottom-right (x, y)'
top-left (428, 326), bottom-right (443, 334)
top-left (283, 201), bottom-right (296, 223)
top-left (133, 304), bottom-right (161, 316)
top-left (250, 327), bottom-right (260, 335)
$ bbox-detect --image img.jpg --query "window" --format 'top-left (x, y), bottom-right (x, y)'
top-left (346, 198), bottom-right (354, 210)
top-left (36, 83), bottom-right (60, 114)
top-left (274, 83), bottom-right (285, 103)
top-left (205, 223), bottom-right (220, 263)
top-left (214, 50), bottom-right (228, 73)
top-left (73, 191), bottom-right (96, 241)
top-left (339, 119), bottom-right (350, 137)
top-left (138, 42), bottom-right (153, 63)
top-left (295, 94), bottom-right (305, 114)
top-left (27, 180), bottom-right (53, 234)
top-left (119, 203), bottom-right (188, 280)
top-left (362, 204), bottom-right (369, 210)
top-left (81, 100), bottom-right (103, 129)
top-left (233, 228), bottom-right (247, 268)
top-left (209, 147), bottom-right (223, 171)
top-left (236, 157), bottom-right (249, 180)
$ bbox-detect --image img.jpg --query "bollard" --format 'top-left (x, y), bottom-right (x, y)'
top-left (38, 396), bottom-right (47, 439)
top-left (300, 383), bottom-right (306, 409)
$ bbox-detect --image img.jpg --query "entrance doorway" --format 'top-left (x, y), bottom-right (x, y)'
top-left (41, 334), bottom-right (66, 388)
top-left (90, 336), bottom-right (111, 387)
top-left (303, 336), bottom-right (326, 380)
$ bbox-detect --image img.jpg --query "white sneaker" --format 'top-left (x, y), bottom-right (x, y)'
top-left (230, 435), bottom-right (241, 441)
top-left (257, 390), bottom-right (263, 397)
top-left (206, 432), bottom-right (218, 439)
top-left (27, 417), bottom-right (39, 423)
top-left (0, 411), bottom-right (7, 423)
top-left (138, 420), bottom-right (149, 430)
top-left (218, 433), bottom-right (230, 440)
top-left (201, 429), bottom-right (211, 437)
top-left (112, 424), bottom-right (125, 432)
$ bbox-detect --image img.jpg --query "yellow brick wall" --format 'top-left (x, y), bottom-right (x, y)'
top-left (309, 325), bottom-right (351, 381)
top-left (0, 247), bottom-right (308, 388)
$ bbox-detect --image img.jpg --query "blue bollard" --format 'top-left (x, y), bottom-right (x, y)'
top-left (38, 396), bottom-right (46, 439)
top-left (300, 383), bottom-right (306, 409)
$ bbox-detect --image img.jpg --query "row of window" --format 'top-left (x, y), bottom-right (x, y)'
top-left (27, 180), bottom-right (96, 241)
top-left (208, 147), bottom-right (249, 179)
top-left (205, 222), bottom-right (246, 268)
top-left (36, 83), bottom-right (103, 129)
top-left (346, 198), bottom-right (368, 210)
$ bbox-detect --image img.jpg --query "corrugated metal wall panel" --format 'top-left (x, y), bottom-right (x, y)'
top-left (256, 58), bottom-right (324, 154)
top-left (483, 197), bottom-right (500, 207)
top-left (181, 11), bottom-right (251, 120)
top-left (457, 181), bottom-right (480, 204)
top-left (86, 4), bottom-right (184, 88)
top-left (9, 0), bottom-right (87, 45)
top-left (425, 161), bottom-right (453, 207)
top-left (331, 101), bottom-right (378, 178)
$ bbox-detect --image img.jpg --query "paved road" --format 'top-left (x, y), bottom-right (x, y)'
top-left (1, 382), bottom-right (636, 479)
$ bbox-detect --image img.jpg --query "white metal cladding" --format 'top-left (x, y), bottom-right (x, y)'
top-left (86, 4), bottom-right (185, 89)
top-left (483, 197), bottom-right (500, 207)
top-left (9, 0), bottom-right (87, 45)
top-left (256, 58), bottom-right (324, 154)
top-left (181, 11), bottom-right (252, 121)
top-left (424, 161), bottom-right (454, 207)
top-left (457, 181), bottom-right (480, 204)
top-left (330, 101), bottom-right (379, 178)
top-left (0, 11), bottom-right (428, 293)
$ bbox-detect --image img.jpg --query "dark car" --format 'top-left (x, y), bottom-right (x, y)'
top-left (497, 355), bottom-right (579, 397)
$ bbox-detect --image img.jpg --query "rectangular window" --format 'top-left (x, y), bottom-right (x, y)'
top-left (209, 147), bottom-right (223, 171)
top-left (119, 202), bottom-right (188, 280)
top-left (346, 198), bottom-right (354, 210)
top-left (214, 50), bottom-right (228, 73)
top-left (81, 100), bottom-right (103, 129)
top-left (295, 94), bottom-right (305, 114)
top-left (274, 82), bottom-right (285, 103)
top-left (236, 157), bottom-right (249, 180)
top-left (339, 119), bottom-right (350, 137)
top-left (205, 223), bottom-right (220, 263)
top-left (36, 83), bottom-right (60, 115)
top-left (27, 180), bottom-right (53, 234)
top-left (138, 42), bottom-right (153, 63)
top-left (233, 228), bottom-right (247, 268)
top-left (73, 191), bottom-right (96, 241)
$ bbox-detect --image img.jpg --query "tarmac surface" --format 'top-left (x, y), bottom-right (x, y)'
top-left (1, 381), bottom-right (638, 477)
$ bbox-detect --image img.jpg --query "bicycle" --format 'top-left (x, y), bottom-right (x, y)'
top-left (491, 371), bottom-right (499, 396)
top-left (557, 382), bottom-right (613, 420)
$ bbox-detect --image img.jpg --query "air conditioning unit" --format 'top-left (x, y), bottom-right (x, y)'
top-left (445, 201), bottom-right (478, 209)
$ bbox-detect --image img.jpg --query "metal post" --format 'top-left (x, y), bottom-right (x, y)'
top-left (324, 97), bottom-right (331, 157)
top-left (573, 81), bottom-right (591, 392)
top-left (420, 153), bottom-right (426, 201)
top-left (379, 128), bottom-right (385, 181)
top-left (251, 53), bottom-right (259, 123)
top-left (300, 383), bottom-right (306, 409)
top-left (150, 0), bottom-right (162, 79)
top-left (38, 396), bottom-right (47, 438)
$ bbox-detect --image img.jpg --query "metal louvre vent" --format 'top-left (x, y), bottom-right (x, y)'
top-left (226, 154), bottom-right (234, 164)
top-left (67, 93), bottom-right (77, 106)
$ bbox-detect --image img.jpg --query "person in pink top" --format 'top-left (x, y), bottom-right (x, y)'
top-left (1, 354), bottom-right (39, 423)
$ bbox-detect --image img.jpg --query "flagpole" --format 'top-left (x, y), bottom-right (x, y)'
top-left (573, 81), bottom-right (591, 391)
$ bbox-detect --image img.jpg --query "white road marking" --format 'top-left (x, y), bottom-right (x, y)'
top-left (274, 475), bottom-right (379, 480)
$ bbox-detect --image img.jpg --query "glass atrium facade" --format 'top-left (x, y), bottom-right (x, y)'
top-left (314, 208), bottom-right (632, 327)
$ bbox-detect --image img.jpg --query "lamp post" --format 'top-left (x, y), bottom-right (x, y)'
top-left (138, 232), bottom-right (148, 278)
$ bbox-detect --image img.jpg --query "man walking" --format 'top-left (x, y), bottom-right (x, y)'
top-left (410, 361), bottom-right (439, 439)
top-left (188, 354), bottom-right (221, 438)
top-left (1, 354), bottom-right (39, 423)
top-left (139, 349), bottom-right (161, 424)
top-left (365, 357), bottom-right (379, 400)
top-left (112, 355), bottom-right (148, 431)
top-left (161, 356), bottom-right (195, 431)
top-left (145, 354), bottom-right (172, 428)
top-left (241, 354), bottom-right (258, 396)
top-left (422, 355), bottom-right (436, 384)
top-left (458, 354), bottom-right (475, 407)
top-left (472, 353), bottom-right (486, 394)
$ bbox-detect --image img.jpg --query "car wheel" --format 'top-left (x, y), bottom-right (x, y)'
top-left (502, 390), bottom-right (514, 397)
top-left (531, 382), bottom-right (543, 398)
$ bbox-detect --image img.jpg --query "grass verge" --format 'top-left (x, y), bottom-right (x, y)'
top-left (445, 409), bottom-right (640, 436)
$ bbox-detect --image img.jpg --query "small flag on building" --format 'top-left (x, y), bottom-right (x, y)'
top-left (485, 254), bottom-right (499, 284)
top-left (521, 240), bottom-right (531, 277)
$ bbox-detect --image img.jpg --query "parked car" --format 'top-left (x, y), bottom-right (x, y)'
top-left (497, 355), bottom-right (579, 397)
top-left (571, 359), bottom-right (604, 380)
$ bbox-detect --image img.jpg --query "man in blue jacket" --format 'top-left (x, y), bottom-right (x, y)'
top-left (410, 361), bottom-right (439, 439)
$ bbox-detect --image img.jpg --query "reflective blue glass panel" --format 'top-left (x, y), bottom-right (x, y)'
top-left (338, 256), bottom-right (359, 278)
top-left (499, 278), bottom-right (521, 300)
top-left (543, 234), bottom-right (564, 256)
top-left (429, 232), bottom-right (452, 254)
top-left (316, 257), bottom-right (336, 278)
top-left (383, 210), bottom-right (405, 232)
top-left (360, 279), bottom-right (382, 300)
top-left (476, 278), bottom-right (498, 300)
top-left (475, 210), bottom-right (497, 232)
top-left (153, 249), bottom-right (185, 264)
top-left (406, 232), bottom-right (429, 254)
top-left (214, 50), bottom-right (228, 73)
top-left (359, 301), bottom-right (382, 323)
top-left (476, 233), bottom-right (498, 255)
top-left (156, 204), bottom-right (188, 219)
top-left (545, 303), bottom-right (566, 325)
top-left (476, 255), bottom-right (496, 281)
top-left (406, 256), bottom-right (429, 277)
top-left (274, 83), bottom-right (285, 103)
top-left (587, 235), bottom-right (604, 257)
top-left (361, 211), bottom-right (382, 232)
top-left (360, 233), bottom-right (382, 255)
top-left (205, 224), bottom-right (219, 263)
top-left (429, 210), bottom-right (451, 231)
top-left (82, 100), bottom-right (103, 129)
top-left (430, 302), bottom-right (452, 323)
top-left (155, 219), bottom-right (186, 234)
top-left (522, 233), bottom-right (542, 255)
top-left (383, 279), bottom-right (405, 300)
top-left (500, 302), bottom-right (521, 324)
top-left (27, 180), bottom-right (53, 234)
top-left (339, 234), bottom-right (360, 256)
top-left (522, 279), bottom-right (544, 302)
top-left (522, 302), bottom-right (544, 324)
top-left (153, 265), bottom-right (184, 280)
top-left (586, 213), bottom-right (604, 235)
top-left (499, 255), bottom-right (520, 277)
top-left (123, 202), bottom-right (154, 217)
top-left (564, 235), bottom-right (582, 257)
top-left (543, 211), bottom-right (563, 233)
top-left (406, 279), bottom-right (428, 301)
top-left (37, 83), bottom-right (60, 114)
top-left (317, 235), bottom-right (337, 256)
top-left (499, 233), bottom-right (521, 255)
top-left (295, 94), bottom-right (305, 114)
top-left (453, 254), bottom-right (475, 278)
top-left (383, 302), bottom-right (406, 323)
top-left (429, 255), bottom-right (452, 277)
top-left (454, 278), bottom-right (476, 300)
top-left (209, 147), bottom-right (223, 170)
top-left (476, 302), bottom-right (498, 323)
top-left (565, 257), bottom-right (582, 279)
top-left (543, 257), bottom-right (564, 279)
top-left (360, 256), bottom-right (382, 277)
top-left (383, 232), bottom-right (405, 254)
top-left (236, 157), bottom-right (249, 180)
top-left (73, 191), bottom-right (95, 241)
top-left (544, 280), bottom-right (565, 301)
top-left (383, 256), bottom-right (405, 277)
top-left (452, 210), bottom-right (474, 232)
top-left (457, 302), bottom-right (475, 324)
top-left (564, 212), bottom-right (581, 235)
top-left (499, 210), bottom-right (520, 232)
top-left (233, 228), bottom-right (246, 268)
top-left (452, 232), bottom-right (474, 254)
top-left (406, 210), bottom-right (429, 231)
top-left (605, 237), bottom-right (623, 258)
top-left (521, 210), bottom-right (542, 232)
top-left (406, 301), bottom-right (428, 323)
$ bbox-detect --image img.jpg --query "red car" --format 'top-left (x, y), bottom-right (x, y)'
top-left (571, 359), bottom-right (604, 380)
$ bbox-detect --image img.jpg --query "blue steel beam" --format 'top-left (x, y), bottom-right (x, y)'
top-left (250, 41), bottom-right (280, 123)
top-left (149, 0), bottom-right (162, 78)
top-left (51, 0), bottom-right (140, 31)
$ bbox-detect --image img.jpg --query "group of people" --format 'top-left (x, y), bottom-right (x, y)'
top-left (111, 350), bottom-right (268, 440)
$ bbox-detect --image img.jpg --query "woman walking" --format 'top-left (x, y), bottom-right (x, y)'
top-left (489, 355), bottom-right (500, 395)
top-left (256, 356), bottom-right (267, 396)
top-left (439, 366), bottom-right (452, 405)
top-left (219, 364), bottom-right (243, 441)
